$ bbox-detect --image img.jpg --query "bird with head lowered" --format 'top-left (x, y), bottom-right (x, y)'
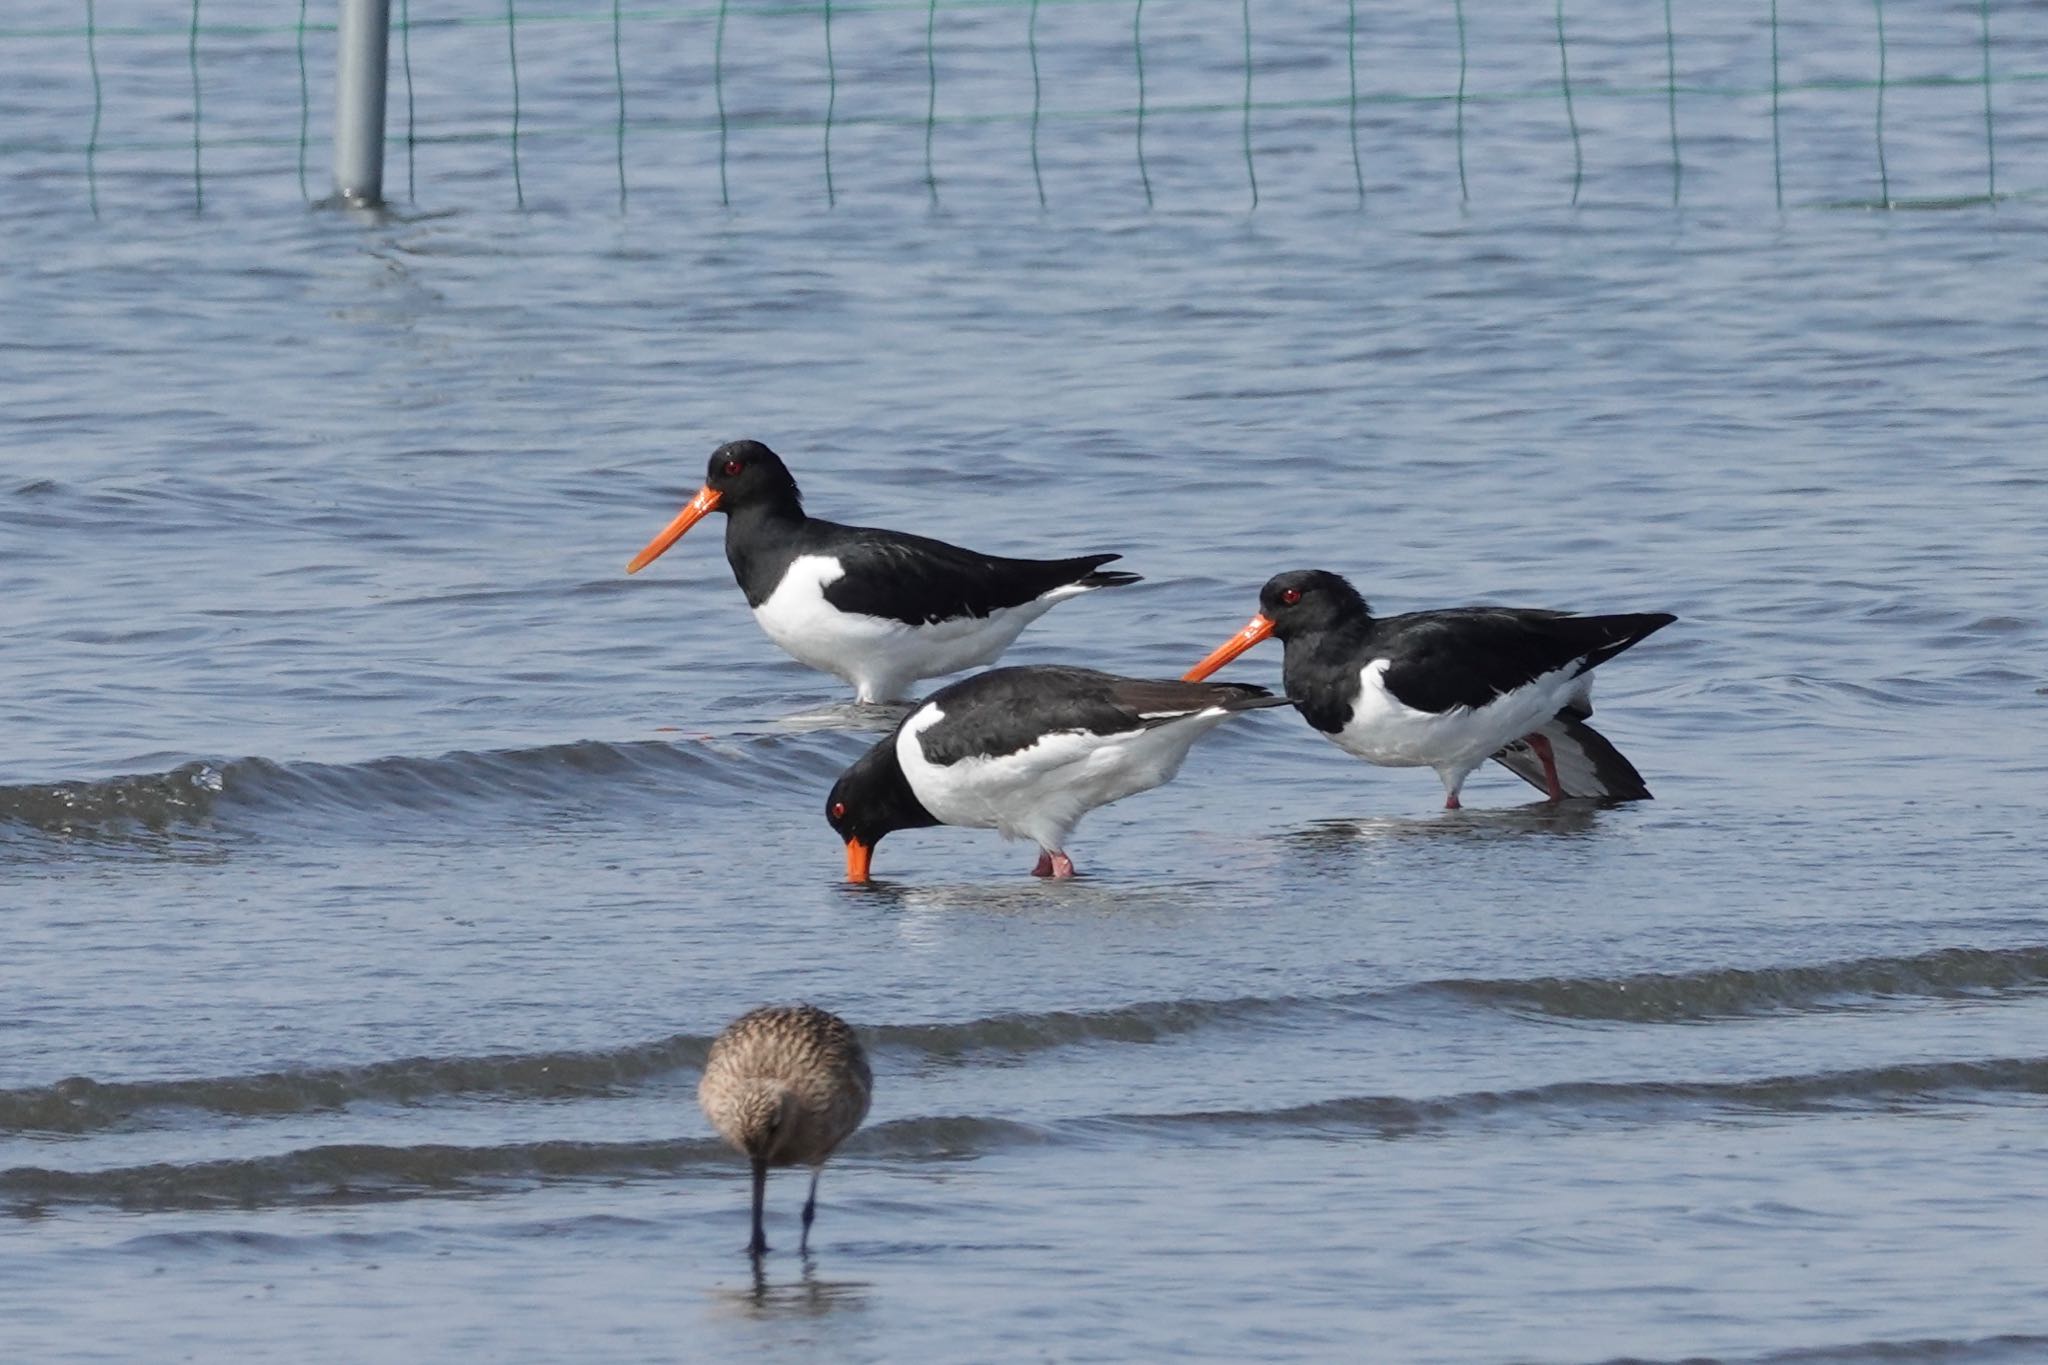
top-left (826, 664), bottom-right (1290, 881)
top-left (698, 1003), bottom-right (872, 1259)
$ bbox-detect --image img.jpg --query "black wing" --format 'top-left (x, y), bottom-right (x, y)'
top-left (913, 666), bottom-right (1285, 766)
top-left (807, 521), bottom-right (1137, 627)
top-left (1376, 608), bottom-right (1675, 715)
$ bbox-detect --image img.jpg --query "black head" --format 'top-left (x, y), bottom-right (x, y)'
top-left (703, 439), bottom-right (803, 515)
top-left (1184, 569), bottom-right (1374, 681)
top-left (826, 740), bottom-right (939, 882)
top-left (625, 439), bottom-right (806, 574)
top-left (1256, 569), bottom-right (1372, 641)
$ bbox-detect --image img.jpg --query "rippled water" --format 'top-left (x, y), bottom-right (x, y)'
top-left (6, 2), bottom-right (2048, 1362)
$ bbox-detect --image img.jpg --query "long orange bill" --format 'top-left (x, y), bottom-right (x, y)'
top-left (625, 485), bottom-right (722, 574)
top-left (1182, 614), bottom-right (1276, 681)
top-left (844, 838), bottom-right (873, 884)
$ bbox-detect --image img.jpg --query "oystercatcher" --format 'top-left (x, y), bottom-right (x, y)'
top-left (826, 665), bottom-right (1289, 880)
top-left (1185, 570), bottom-right (1674, 809)
top-left (698, 1003), bottom-right (872, 1258)
top-left (626, 440), bottom-right (1141, 703)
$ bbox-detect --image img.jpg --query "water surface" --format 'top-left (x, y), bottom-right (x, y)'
top-left (5, 2), bottom-right (2048, 1361)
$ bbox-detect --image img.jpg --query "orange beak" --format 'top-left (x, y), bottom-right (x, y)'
top-left (1183, 614), bottom-right (1275, 681)
top-left (625, 485), bottom-right (722, 574)
top-left (844, 838), bottom-right (873, 884)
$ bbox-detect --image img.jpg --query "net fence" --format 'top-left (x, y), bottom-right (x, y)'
top-left (3, 0), bottom-right (2041, 214)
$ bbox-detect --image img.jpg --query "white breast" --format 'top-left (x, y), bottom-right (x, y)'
top-left (895, 703), bottom-right (1235, 852)
top-left (751, 555), bottom-right (1066, 703)
top-left (1331, 658), bottom-right (1588, 770)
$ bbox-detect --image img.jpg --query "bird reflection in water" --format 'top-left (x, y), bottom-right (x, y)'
top-left (849, 876), bottom-right (1199, 921)
top-left (772, 700), bottom-right (912, 735)
top-left (710, 1255), bottom-right (872, 1318)
top-left (1286, 799), bottom-right (1611, 854)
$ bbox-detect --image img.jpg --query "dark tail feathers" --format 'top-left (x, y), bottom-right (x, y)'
top-left (1210, 684), bottom-right (1294, 712)
top-left (1070, 554), bottom-right (1143, 591)
top-left (1491, 713), bottom-right (1654, 802)
top-left (1579, 612), bottom-right (1677, 674)
top-left (1117, 677), bottom-right (1292, 729)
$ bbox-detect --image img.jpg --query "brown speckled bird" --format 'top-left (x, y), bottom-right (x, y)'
top-left (697, 1003), bottom-right (873, 1257)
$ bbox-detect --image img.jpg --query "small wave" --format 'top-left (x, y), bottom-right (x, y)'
top-left (224, 733), bottom-right (857, 814)
top-left (0, 761), bottom-right (225, 835)
top-left (0, 1136), bottom-right (729, 1213)
top-left (1105, 1054), bottom-right (2048, 1140)
top-left (0, 997), bottom-right (1312, 1137)
top-left (869, 994), bottom-right (1333, 1057)
top-left (221, 742), bottom-right (734, 815)
top-left (0, 1116), bottom-right (1051, 1214)
top-left (9, 1056), bottom-right (2043, 1214)
top-left (1432, 944), bottom-right (2048, 1023)
top-left (10, 946), bottom-right (2043, 1136)
top-left (1606, 1332), bottom-right (2048, 1364)
top-left (0, 732), bottom-right (861, 837)
top-left (0, 1035), bottom-right (715, 1136)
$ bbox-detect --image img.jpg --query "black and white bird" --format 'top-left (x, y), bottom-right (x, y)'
top-left (626, 440), bottom-right (1141, 703)
top-left (825, 665), bottom-right (1289, 880)
top-left (1185, 570), bottom-right (1675, 809)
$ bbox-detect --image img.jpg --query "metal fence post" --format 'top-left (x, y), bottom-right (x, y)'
top-left (332, 0), bottom-right (393, 204)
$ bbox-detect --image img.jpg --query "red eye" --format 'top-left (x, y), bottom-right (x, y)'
top-left (1280, 588), bottom-right (1302, 605)
top-left (723, 459), bottom-right (744, 477)
top-left (830, 801), bottom-right (847, 820)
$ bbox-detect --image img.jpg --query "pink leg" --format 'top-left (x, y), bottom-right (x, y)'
top-left (1443, 790), bottom-right (1461, 810)
top-left (1524, 732), bottom-right (1565, 802)
top-left (1030, 851), bottom-right (1055, 877)
top-left (1049, 852), bottom-right (1076, 879)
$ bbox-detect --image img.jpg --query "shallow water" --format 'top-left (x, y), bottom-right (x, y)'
top-left (6, 1), bottom-right (2048, 1361)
